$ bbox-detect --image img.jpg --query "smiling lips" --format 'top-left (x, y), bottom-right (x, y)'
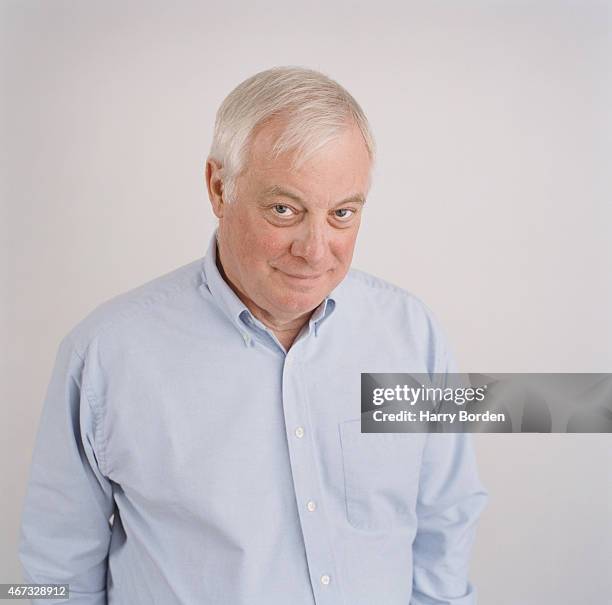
top-left (273, 268), bottom-right (328, 281)
top-left (284, 272), bottom-right (323, 280)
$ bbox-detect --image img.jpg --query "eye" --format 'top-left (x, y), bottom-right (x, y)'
top-left (272, 204), bottom-right (296, 218)
top-left (333, 208), bottom-right (356, 221)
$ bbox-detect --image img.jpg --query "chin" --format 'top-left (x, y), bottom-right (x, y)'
top-left (272, 289), bottom-right (326, 315)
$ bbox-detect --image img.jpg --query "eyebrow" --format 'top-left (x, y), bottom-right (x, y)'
top-left (261, 185), bottom-right (366, 207)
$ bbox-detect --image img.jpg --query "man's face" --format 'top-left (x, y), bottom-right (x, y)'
top-left (208, 119), bottom-right (371, 325)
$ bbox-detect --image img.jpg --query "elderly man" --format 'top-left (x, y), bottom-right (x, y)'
top-left (20, 67), bottom-right (487, 604)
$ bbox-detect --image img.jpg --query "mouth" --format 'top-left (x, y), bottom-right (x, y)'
top-left (272, 268), bottom-right (328, 282)
top-left (283, 272), bottom-right (324, 280)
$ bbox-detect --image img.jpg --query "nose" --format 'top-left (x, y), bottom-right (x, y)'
top-left (290, 221), bottom-right (328, 267)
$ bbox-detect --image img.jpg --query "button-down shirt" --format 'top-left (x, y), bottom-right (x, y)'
top-left (20, 232), bottom-right (488, 605)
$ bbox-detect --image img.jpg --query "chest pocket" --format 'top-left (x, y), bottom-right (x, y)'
top-left (339, 419), bottom-right (425, 531)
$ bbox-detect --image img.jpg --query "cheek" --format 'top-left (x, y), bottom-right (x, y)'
top-left (332, 233), bottom-right (358, 265)
top-left (242, 223), bottom-right (291, 264)
top-left (249, 224), bottom-right (291, 261)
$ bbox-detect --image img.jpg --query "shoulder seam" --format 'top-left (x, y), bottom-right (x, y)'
top-left (346, 269), bottom-right (421, 301)
top-left (72, 269), bottom-right (201, 357)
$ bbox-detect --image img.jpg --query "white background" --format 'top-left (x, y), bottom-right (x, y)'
top-left (2, 1), bottom-right (611, 603)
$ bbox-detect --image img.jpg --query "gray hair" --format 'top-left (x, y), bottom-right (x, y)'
top-left (208, 66), bottom-right (375, 203)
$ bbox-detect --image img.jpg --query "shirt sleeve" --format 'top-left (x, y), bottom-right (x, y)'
top-left (411, 432), bottom-right (488, 604)
top-left (411, 313), bottom-right (489, 604)
top-left (19, 335), bottom-right (114, 605)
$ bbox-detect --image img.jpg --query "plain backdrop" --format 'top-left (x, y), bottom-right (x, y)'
top-left (1, 2), bottom-right (611, 604)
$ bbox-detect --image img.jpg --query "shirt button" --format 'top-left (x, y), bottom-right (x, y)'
top-left (320, 574), bottom-right (331, 586)
top-left (241, 332), bottom-right (251, 345)
top-left (294, 426), bottom-right (305, 438)
top-left (306, 500), bottom-right (317, 512)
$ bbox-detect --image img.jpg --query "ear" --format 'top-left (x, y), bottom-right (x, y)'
top-left (205, 158), bottom-right (225, 218)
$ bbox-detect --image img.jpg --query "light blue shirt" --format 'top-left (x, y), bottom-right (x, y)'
top-left (20, 232), bottom-right (488, 605)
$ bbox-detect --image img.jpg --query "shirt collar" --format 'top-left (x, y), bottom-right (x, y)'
top-left (200, 230), bottom-right (338, 342)
top-left (201, 231), bottom-right (242, 317)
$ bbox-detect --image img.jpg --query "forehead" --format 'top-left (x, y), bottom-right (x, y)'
top-left (241, 117), bottom-right (372, 203)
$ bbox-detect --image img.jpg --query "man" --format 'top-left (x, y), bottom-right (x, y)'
top-left (20, 66), bottom-right (487, 604)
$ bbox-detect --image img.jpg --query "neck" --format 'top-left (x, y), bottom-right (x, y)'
top-left (215, 247), bottom-right (314, 351)
top-left (264, 321), bottom-right (305, 351)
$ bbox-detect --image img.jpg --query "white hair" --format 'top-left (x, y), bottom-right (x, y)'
top-left (208, 66), bottom-right (375, 203)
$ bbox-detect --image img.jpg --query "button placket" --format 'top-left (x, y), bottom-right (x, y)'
top-left (281, 351), bottom-right (342, 603)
